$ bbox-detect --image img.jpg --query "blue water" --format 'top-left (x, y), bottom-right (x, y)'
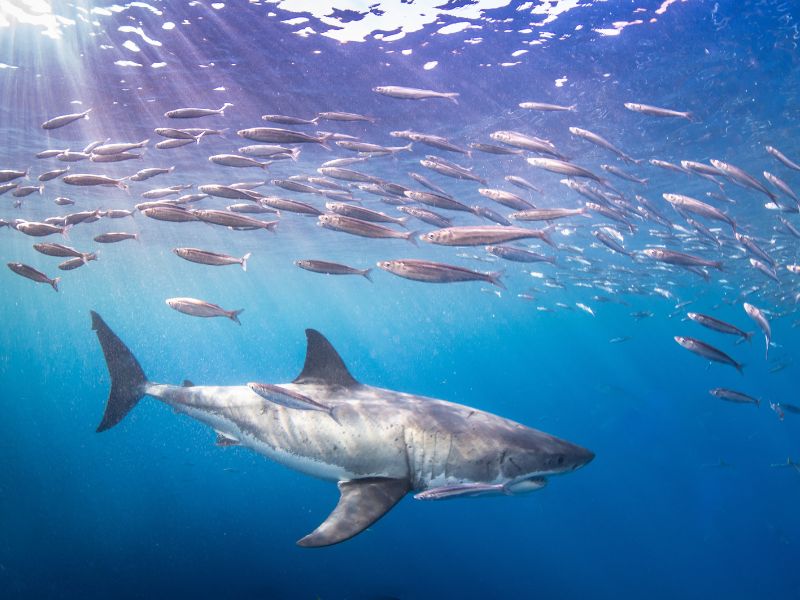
top-left (2, 1), bottom-right (800, 598)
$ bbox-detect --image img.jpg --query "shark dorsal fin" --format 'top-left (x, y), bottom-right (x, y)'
top-left (182, 380), bottom-right (195, 387)
top-left (293, 329), bottom-right (358, 387)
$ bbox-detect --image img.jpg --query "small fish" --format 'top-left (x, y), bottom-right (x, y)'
top-left (422, 225), bottom-right (552, 247)
top-left (7, 262), bottom-right (60, 291)
top-left (485, 245), bottom-right (555, 264)
top-left (261, 114), bottom-right (317, 125)
top-left (478, 188), bottom-right (535, 211)
top-left (166, 297), bottom-right (243, 323)
top-left (173, 248), bottom-right (251, 271)
top-left (237, 127), bottom-right (330, 146)
top-left (165, 103), bottom-right (233, 118)
top-left (41, 108), bottom-right (91, 129)
top-left (325, 202), bottom-right (406, 226)
top-left (623, 103), bottom-right (693, 120)
top-left (295, 259), bottom-right (372, 281)
top-left (743, 302), bottom-right (771, 359)
top-left (766, 146), bottom-right (800, 172)
top-left (373, 85), bottom-right (459, 103)
top-left (316, 111), bottom-right (375, 123)
top-left (569, 127), bottom-right (638, 164)
top-left (505, 175), bottom-right (542, 193)
top-left (93, 232), bottom-right (138, 243)
top-left (58, 255), bottom-right (96, 270)
top-left (129, 166), bottom-right (175, 182)
top-left (54, 197), bottom-right (75, 206)
top-left (642, 248), bottom-right (721, 271)
top-left (490, 131), bottom-right (564, 158)
top-left (91, 139), bottom-right (149, 156)
top-left (397, 206), bottom-right (451, 228)
top-left (687, 312), bottom-right (752, 342)
top-left (510, 207), bottom-right (585, 222)
top-left (318, 214), bottom-right (415, 243)
top-left (15, 221), bottom-right (69, 237)
top-left (519, 101), bottom-right (576, 112)
top-left (377, 259), bottom-right (503, 288)
top-left (33, 242), bottom-right (91, 260)
top-left (193, 209), bottom-right (278, 233)
top-left (709, 388), bottom-right (759, 407)
top-left (38, 167), bottom-right (69, 182)
top-left (248, 382), bottom-right (336, 420)
top-left (63, 174), bottom-right (128, 190)
top-left (609, 336), bottom-right (632, 344)
top-left (209, 154), bottom-right (271, 169)
top-left (527, 157), bottom-right (607, 185)
top-left (674, 336), bottom-right (743, 373)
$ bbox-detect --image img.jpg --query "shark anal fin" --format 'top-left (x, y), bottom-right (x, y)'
top-left (296, 477), bottom-right (409, 548)
top-left (292, 329), bottom-right (359, 388)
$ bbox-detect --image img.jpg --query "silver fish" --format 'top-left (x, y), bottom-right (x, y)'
top-left (377, 259), bottom-right (503, 287)
top-left (166, 297), bottom-right (243, 323)
top-left (7, 262), bottom-right (59, 291)
top-left (623, 103), bottom-right (692, 120)
top-left (674, 336), bottom-right (743, 373)
top-left (294, 260), bottom-right (372, 281)
top-left (41, 108), bottom-right (91, 129)
top-left (743, 302), bottom-right (771, 359)
top-left (372, 86), bottom-right (459, 103)
top-left (709, 388), bottom-right (759, 406)
top-left (173, 248), bottom-right (251, 271)
top-left (165, 103), bottom-right (233, 118)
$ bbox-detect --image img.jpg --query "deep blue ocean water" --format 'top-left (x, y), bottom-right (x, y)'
top-left (1, 1), bottom-right (800, 598)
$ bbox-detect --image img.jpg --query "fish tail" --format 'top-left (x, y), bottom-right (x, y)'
top-left (744, 331), bottom-right (754, 343)
top-left (83, 108), bottom-right (92, 118)
top-left (265, 221), bottom-right (279, 234)
top-left (403, 143), bottom-right (413, 152)
top-left (539, 226), bottom-right (555, 247)
top-left (61, 224), bottom-right (72, 240)
top-left (736, 362), bottom-right (745, 375)
top-left (260, 160), bottom-right (272, 169)
top-left (241, 252), bottom-right (251, 272)
top-left (194, 131), bottom-right (206, 144)
top-left (229, 309), bottom-right (244, 325)
top-left (219, 102), bottom-right (234, 115)
top-left (445, 93), bottom-right (460, 105)
top-left (362, 268), bottom-right (373, 283)
top-left (407, 231), bottom-right (419, 246)
top-left (291, 148), bottom-right (302, 162)
top-left (50, 277), bottom-right (60, 292)
top-left (90, 311), bottom-right (148, 432)
top-left (713, 261), bottom-right (724, 271)
top-left (37, 184), bottom-right (44, 195)
top-left (488, 271), bottom-right (506, 290)
top-left (396, 216), bottom-right (409, 228)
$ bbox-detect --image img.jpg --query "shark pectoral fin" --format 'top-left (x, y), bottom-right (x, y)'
top-left (413, 483), bottom-right (505, 501)
top-left (215, 432), bottom-right (239, 447)
top-left (296, 477), bottom-right (409, 548)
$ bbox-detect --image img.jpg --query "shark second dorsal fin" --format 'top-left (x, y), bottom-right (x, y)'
top-left (296, 477), bottom-right (409, 547)
top-left (293, 329), bottom-right (359, 387)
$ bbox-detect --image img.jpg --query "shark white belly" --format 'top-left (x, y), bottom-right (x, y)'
top-left (91, 311), bottom-right (594, 547)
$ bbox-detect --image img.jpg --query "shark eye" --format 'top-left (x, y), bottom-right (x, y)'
top-left (557, 456), bottom-right (565, 466)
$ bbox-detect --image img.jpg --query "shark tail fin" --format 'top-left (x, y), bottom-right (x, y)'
top-left (91, 311), bottom-right (148, 432)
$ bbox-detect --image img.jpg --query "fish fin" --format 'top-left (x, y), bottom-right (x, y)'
top-left (488, 270), bottom-right (505, 290)
top-left (241, 252), bottom-right (251, 272)
top-left (445, 93), bottom-right (459, 105)
top-left (219, 102), bottom-right (233, 115)
top-left (737, 362), bottom-right (745, 375)
top-left (51, 277), bottom-right (60, 292)
top-left (293, 329), bottom-right (359, 388)
top-left (414, 483), bottom-right (504, 501)
top-left (362, 268), bottom-right (373, 283)
top-left (182, 380), bottom-right (194, 387)
top-left (407, 230), bottom-right (419, 246)
top-left (296, 477), bottom-right (409, 547)
top-left (91, 311), bottom-right (148, 432)
top-left (229, 309), bottom-right (244, 325)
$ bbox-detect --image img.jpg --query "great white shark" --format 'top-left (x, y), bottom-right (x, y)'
top-left (91, 311), bottom-right (594, 547)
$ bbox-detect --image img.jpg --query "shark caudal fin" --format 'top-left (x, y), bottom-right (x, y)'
top-left (90, 311), bottom-right (148, 432)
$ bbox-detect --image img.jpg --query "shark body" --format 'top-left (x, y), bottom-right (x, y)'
top-left (91, 311), bottom-right (594, 547)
